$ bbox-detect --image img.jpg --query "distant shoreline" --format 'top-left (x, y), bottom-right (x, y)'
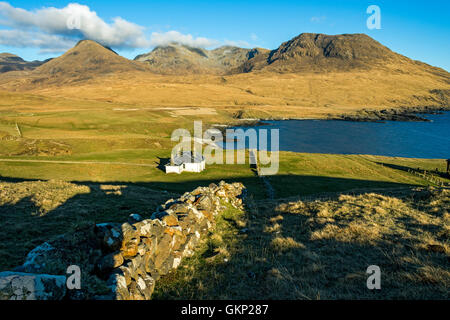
top-left (220, 106), bottom-right (450, 128)
top-left (328, 105), bottom-right (450, 122)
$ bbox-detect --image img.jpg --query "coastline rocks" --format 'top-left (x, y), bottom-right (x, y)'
top-left (330, 106), bottom-right (450, 122)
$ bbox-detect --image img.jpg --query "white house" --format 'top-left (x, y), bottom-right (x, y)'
top-left (165, 151), bottom-right (206, 174)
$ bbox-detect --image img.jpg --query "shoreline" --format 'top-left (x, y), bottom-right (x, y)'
top-left (220, 105), bottom-right (450, 128)
top-left (327, 105), bottom-right (450, 122)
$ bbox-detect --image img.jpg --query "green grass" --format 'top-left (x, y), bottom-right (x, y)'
top-left (0, 92), bottom-right (449, 299)
top-left (0, 152), bottom-right (447, 197)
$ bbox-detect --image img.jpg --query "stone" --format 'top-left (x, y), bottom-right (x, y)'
top-left (162, 214), bottom-right (179, 227)
top-left (215, 188), bottom-right (227, 198)
top-left (154, 235), bottom-right (172, 270)
top-left (208, 183), bottom-right (218, 191)
top-left (141, 236), bottom-right (157, 256)
top-left (143, 252), bottom-right (156, 275)
top-left (95, 223), bottom-right (123, 253)
top-left (134, 220), bottom-right (153, 237)
top-left (0, 271), bottom-right (66, 300)
top-left (168, 202), bottom-right (190, 214)
top-left (120, 223), bottom-right (140, 259)
top-left (146, 220), bottom-right (165, 239)
top-left (116, 266), bottom-right (132, 286)
top-left (121, 223), bottom-right (140, 242)
top-left (196, 195), bottom-right (213, 212)
top-left (142, 275), bottom-right (155, 300)
top-left (188, 206), bottom-right (205, 222)
top-left (97, 252), bottom-right (124, 272)
top-left (17, 242), bottom-right (54, 273)
top-left (172, 251), bottom-right (183, 269)
top-left (128, 281), bottom-right (145, 300)
top-left (121, 237), bottom-right (140, 259)
top-left (137, 243), bottom-right (147, 256)
top-left (128, 213), bottom-right (143, 224)
top-left (171, 233), bottom-right (187, 251)
top-left (201, 209), bottom-right (214, 222)
top-left (107, 272), bottom-right (129, 300)
top-left (164, 226), bottom-right (183, 237)
top-left (156, 255), bottom-right (174, 276)
top-left (186, 195), bottom-right (196, 204)
top-left (130, 255), bottom-right (145, 279)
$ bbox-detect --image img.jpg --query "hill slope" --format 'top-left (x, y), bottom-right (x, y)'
top-left (236, 33), bottom-right (449, 78)
top-left (32, 40), bottom-right (148, 84)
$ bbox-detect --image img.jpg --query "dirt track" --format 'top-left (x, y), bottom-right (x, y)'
top-left (0, 159), bottom-right (154, 167)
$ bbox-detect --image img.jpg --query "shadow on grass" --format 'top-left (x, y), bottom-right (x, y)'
top-left (376, 161), bottom-right (450, 179)
top-left (155, 157), bottom-right (170, 173)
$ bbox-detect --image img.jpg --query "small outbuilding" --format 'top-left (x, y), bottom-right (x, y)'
top-left (165, 151), bottom-right (206, 174)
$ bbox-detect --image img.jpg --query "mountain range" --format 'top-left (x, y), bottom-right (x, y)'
top-left (134, 43), bottom-right (270, 74)
top-left (1, 33), bottom-right (448, 79)
top-left (0, 33), bottom-right (448, 115)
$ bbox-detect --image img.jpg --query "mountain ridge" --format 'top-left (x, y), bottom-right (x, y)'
top-left (29, 40), bottom-right (149, 84)
top-left (0, 33), bottom-right (448, 100)
top-left (0, 53), bottom-right (47, 73)
top-left (134, 43), bottom-right (267, 75)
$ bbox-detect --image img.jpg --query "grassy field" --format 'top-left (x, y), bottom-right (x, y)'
top-left (0, 86), bottom-right (448, 299)
top-left (1, 152), bottom-right (448, 273)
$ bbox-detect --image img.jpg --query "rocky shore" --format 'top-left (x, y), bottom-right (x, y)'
top-left (329, 106), bottom-right (450, 122)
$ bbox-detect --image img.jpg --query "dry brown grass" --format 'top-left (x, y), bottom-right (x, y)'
top-left (0, 62), bottom-right (448, 121)
top-left (22, 69), bottom-right (449, 119)
top-left (154, 187), bottom-right (449, 299)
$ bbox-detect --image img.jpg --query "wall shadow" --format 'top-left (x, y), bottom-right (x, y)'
top-left (376, 161), bottom-right (450, 179)
top-left (0, 173), bottom-right (428, 296)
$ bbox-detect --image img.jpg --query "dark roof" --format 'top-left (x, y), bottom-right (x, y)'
top-left (168, 151), bottom-right (204, 166)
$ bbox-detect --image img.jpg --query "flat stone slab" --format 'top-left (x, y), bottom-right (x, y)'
top-left (0, 271), bottom-right (66, 300)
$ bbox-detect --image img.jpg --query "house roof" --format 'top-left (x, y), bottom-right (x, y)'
top-left (169, 151), bottom-right (205, 166)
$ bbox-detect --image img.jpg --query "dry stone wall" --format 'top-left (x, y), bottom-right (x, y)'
top-left (0, 181), bottom-right (245, 300)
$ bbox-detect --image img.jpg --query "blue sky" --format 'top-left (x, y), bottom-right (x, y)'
top-left (1, 0), bottom-right (449, 70)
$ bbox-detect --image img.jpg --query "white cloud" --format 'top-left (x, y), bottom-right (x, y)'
top-left (0, 2), bottom-right (251, 53)
top-left (310, 16), bottom-right (326, 23)
top-left (250, 33), bottom-right (258, 41)
top-left (0, 2), bottom-right (149, 49)
top-left (149, 31), bottom-right (218, 48)
top-left (223, 39), bottom-right (250, 48)
top-left (0, 29), bottom-right (76, 53)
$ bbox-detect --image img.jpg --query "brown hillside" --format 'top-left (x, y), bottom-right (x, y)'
top-left (0, 33), bottom-right (448, 119)
top-left (33, 40), bottom-right (148, 84)
top-left (237, 33), bottom-right (449, 78)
